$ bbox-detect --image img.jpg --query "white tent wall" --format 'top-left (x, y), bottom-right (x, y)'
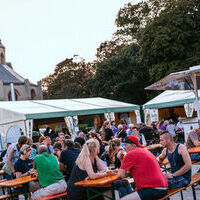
top-left (0, 120), bottom-right (25, 149)
top-left (0, 107), bottom-right (25, 125)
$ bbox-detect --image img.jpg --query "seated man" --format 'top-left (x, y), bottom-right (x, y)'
top-left (158, 132), bottom-right (192, 189)
top-left (31, 145), bottom-right (67, 200)
top-left (59, 139), bottom-right (80, 180)
top-left (118, 136), bottom-right (168, 200)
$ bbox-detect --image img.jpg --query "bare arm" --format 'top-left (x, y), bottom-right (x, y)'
top-left (118, 169), bottom-right (130, 179)
top-left (174, 144), bottom-right (192, 177)
top-left (95, 156), bottom-right (105, 172)
top-left (157, 148), bottom-right (167, 163)
top-left (83, 157), bottom-right (106, 180)
top-left (15, 171), bottom-right (30, 178)
top-left (193, 140), bottom-right (200, 147)
top-left (7, 148), bottom-right (15, 173)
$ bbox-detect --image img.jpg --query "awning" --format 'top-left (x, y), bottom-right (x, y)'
top-left (0, 97), bottom-right (140, 124)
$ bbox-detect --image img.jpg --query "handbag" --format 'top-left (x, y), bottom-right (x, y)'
top-left (2, 162), bottom-right (13, 175)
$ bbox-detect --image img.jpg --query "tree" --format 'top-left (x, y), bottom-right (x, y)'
top-left (91, 44), bottom-right (149, 104)
top-left (41, 55), bottom-right (95, 99)
top-left (138, 0), bottom-right (200, 82)
top-left (115, 0), bottom-right (170, 41)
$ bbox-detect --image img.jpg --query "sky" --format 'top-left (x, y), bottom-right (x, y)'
top-left (0, 0), bottom-right (139, 84)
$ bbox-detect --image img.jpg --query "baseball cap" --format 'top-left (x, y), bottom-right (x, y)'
top-left (124, 135), bottom-right (143, 148)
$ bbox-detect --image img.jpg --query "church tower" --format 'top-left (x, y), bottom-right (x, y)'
top-left (0, 39), bottom-right (6, 64)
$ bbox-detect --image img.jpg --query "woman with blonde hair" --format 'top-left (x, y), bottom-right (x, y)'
top-left (67, 139), bottom-right (107, 200)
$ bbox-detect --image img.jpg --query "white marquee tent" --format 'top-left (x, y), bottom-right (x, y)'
top-left (0, 97), bottom-right (140, 148)
top-left (143, 90), bottom-right (200, 124)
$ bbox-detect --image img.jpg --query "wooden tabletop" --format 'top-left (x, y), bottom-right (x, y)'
top-left (188, 147), bottom-right (200, 154)
top-left (0, 175), bottom-right (38, 187)
top-left (75, 174), bottom-right (119, 187)
top-left (146, 144), bottom-right (162, 151)
top-left (160, 157), bottom-right (169, 166)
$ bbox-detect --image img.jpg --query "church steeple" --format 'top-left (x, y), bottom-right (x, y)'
top-left (0, 39), bottom-right (6, 64)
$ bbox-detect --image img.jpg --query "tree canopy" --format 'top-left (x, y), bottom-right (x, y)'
top-left (41, 0), bottom-right (200, 105)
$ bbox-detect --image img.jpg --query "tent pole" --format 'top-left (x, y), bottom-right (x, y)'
top-left (192, 73), bottom-right (200, 127)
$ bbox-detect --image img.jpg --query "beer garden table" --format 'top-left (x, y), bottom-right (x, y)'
top-left (188, 146), bottom-right (200, 154)
top-left (0, 175), bottom-right (38, 200)
top-left (75, 174), bottom-right (119, 200)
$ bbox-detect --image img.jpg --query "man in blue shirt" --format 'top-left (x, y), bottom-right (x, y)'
top-left (59, 139), bottom-right (80, 180)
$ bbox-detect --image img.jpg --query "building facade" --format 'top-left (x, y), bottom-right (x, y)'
top-left (0, 40), bottom-right (43, 101)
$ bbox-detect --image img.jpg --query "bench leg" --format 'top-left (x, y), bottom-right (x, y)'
top-left (180, 191), bottom-right (183, 200)
top-left (191, 185), bottom-right (196, 200)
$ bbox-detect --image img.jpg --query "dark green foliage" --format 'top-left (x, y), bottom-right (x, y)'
top-left (42, 0), bottom-right (200, 105)
top-left (91, 44), bottom-right (149, 104)
top-left (138, 0), bottom-right (200, 82)
top-left (41, 56), bottom-right (95, 99)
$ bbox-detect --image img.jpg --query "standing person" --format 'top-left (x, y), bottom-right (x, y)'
top-left (117, 124), bottom-right (127, 141)
top-left (74, 131), bottom-right (85, 147)
top-left (101, 121), bottom-right (114, 145)
top-left (67, 139), bottom-right (107, 200)
top-left (166, 119), bottom-right (176, 137)
top-left (3, 136), bottom-right (28, 180)
top-left (118, 136), bottom-right (168, 200)
top-left (31, 145), bottom-right (67, 200)
top-left (110, 121), bottom-right (118, 136)
top-left (59, 140), bottom-right (80, 180)
top-left (158, 132), bottom-right (192, 189)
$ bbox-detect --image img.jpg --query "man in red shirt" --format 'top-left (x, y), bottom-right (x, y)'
top-left (118, 136), bottom-right (168, 200)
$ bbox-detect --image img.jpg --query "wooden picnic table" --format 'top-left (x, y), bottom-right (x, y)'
top-left (0, 175), bottom-right (37, 187)
top-left (188, 146), bottom-right (200, 154)
top-left (0, 175), bottom-right (38, 200)
top-left (146, 144), bottom-right (162, 151)
top-left (75, 174), bottom-right (118, 187)
top-left (160, 157), bottom-right (169, 166)
top-left (75, 174), bottom-right (119, 200)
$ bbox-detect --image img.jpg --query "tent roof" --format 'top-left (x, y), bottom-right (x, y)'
top-left (0, 97), bottom-right (140, 120)
top-left (143, 90), bottom-right (199, 109)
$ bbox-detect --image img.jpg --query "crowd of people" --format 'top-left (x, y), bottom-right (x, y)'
top-left (0, 117), bottom-right (199, 200)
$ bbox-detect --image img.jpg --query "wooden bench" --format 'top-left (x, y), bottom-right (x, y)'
top-left (35, 191), bottom-right (67, 200)
top-left (159, 173), bottom-right (200, 200)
